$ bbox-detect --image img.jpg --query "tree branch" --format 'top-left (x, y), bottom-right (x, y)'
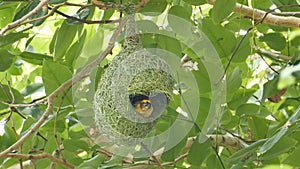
top-left (254, 45), bottom-right (291, 61)
top-left (207, 0), bottom-right (300, 28)
top-left (0, 17), bottom-right (128, 158)
top-left (0, 0), bottom-right (50, 37)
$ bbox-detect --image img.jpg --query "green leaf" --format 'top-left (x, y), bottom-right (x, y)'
top-left (22, 105), bottom-right (44, 121)
top-left (76, 154), bottom-right (106, 169)
top-left (258, 107), bottom-right (300, 156)
top-left (226, 67), bottom-right (242, 101)
top-left (260, 33), bottom-right (286, 51)
top-left (35, 159), bottom-right (51, 169)
top-left (20, 117), bottom-right (35, 134)
top-left (94, 66), bottom-right (104, 90)
top-left (0, 7), bottom-right (14, 28)
top-left (42, 60), bottom-right (73, 106)
top-left (161, 122), bottom-right (188, 161)
top-left (183, 0), bottom-right (206, 5)
top-left (63, 139), bottom-right (89, 152)
top-left (211, 0), bottom-right (236, 23)
top-left (0, 32), bottom-right (28, 47)
top-left (262, 136), bottom-right (297, 160)
top-left (139, 0), bottom-right (167, 15)
top-left (168, 5), bottom-right (191, 21)
top-left (278, 63), bottom-right (300, 89)
top-left (228, 87), bottom-right (257, 109)
top-left (0, 49), bottom-right (14, 71)
top-left (228, 139), bottom-right (266, 163)
top-left (232, 35), bottom-right (251, 62)
top-left (187, 138), bottom-right (211, 165)
top-left (206, 154), bottom-right (224, 169)
top-left (2, 158), bottom-right (20, 168)
top-left (65, 31), bottom-right (87, 68)
top-left (44, 137), bottom-right (57, 154)
top-left (102, 8), bottom-right (115, 20)
top-left (62, 150), bottom-right (83, 166)
top-left (49, 0), bottom-right (67, 4)
top-left (0, 85), bottom-right (24, 110)
top-left (19, 51), bottom-right (53, 65)
top-left (283, 146), bottom-right (300, 167)
top-left (195, 97), bottom-right (211, 129)
top-left (66, 8), bottom-right (91, 25)
top-left (259, 126), bottom-right (288, 155)
top-left (137, 20), bottom-right (159, 33)
top-left (261, 76), bottom-right (280, 102)
top-left (31, 8), bottom-right (48, 26)
top-left (248, 116), bottom-right (268, 139)
top-left (157, 34), bottom-right (182, 57)
top-left (21, 83), bottom-right (44, 96)
top-left (0, 125), bottom-right (17, 151)
top-left (13, 0), bottom-right (39, 21)
top-left (236, 103), bottom-right (260, 116)
top-left (200, 18), bottom-right (237, 58)
top-left (168, 6), bottom-right (193, 38)
top-left (13, 0), bottom-right (47, 26)
top-left (54, 21), bottom-right (78, 61)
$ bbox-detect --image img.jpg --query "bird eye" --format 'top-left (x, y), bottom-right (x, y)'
top-left (141, 101), bottom-right (151, 109)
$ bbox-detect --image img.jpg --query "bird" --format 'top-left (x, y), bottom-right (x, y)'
top-left (130, 94), bottom-right (154, 118)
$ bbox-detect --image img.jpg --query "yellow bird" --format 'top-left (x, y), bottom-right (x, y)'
top-left (130, 95), bottom-right (154, 118)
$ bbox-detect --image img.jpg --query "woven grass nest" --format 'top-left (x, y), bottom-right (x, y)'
top-left (93, 15), bottom-right (174, 145)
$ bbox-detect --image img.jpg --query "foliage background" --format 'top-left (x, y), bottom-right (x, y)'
top-left (0, 0), bottom-right (300, 168)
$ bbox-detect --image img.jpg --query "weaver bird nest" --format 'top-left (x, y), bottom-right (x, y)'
top-left (93, 16), bottom-right (174, 145)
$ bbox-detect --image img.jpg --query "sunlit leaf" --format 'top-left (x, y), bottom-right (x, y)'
top-left (0, 32), bottom-right (28, 47)
top-left (42, 60), bottom-right (73, 106)
top-left (54, 21), bottom-right (78, 62)
top-left (19, 51), bottom-right (53, 65)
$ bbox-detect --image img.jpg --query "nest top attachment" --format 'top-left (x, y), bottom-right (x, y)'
top-left (93, 14), bottom-right (174, 145)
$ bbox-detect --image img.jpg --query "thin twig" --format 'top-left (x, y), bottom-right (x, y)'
top-left (254, 45), bottom-right (291, 61)
top-left (141, 142), bottom-right (164, 169)
top-left (5, 153), bottom-right (74, 168)
top-left (0, 17), bottom-right (128, 158)
top-left (217, 27), bottom-right (252, 84)
top-left (4, 97), bottom-right (47, 108)
top-left (0, 0), bottom-right (51, 37)
top-left (49, 6), bottom-right (119, 24)
top-left (161, 153), bottom-right (188, 167)
top-left (135, 0), bottom-right (150, 12)
top-left (273, 11), bottom-right (300, 17)
top-left (54, 88), bottom-right (71, 161)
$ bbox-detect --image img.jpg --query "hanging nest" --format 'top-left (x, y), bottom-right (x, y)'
top-left (93, 15), bottom-right (174, 145)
